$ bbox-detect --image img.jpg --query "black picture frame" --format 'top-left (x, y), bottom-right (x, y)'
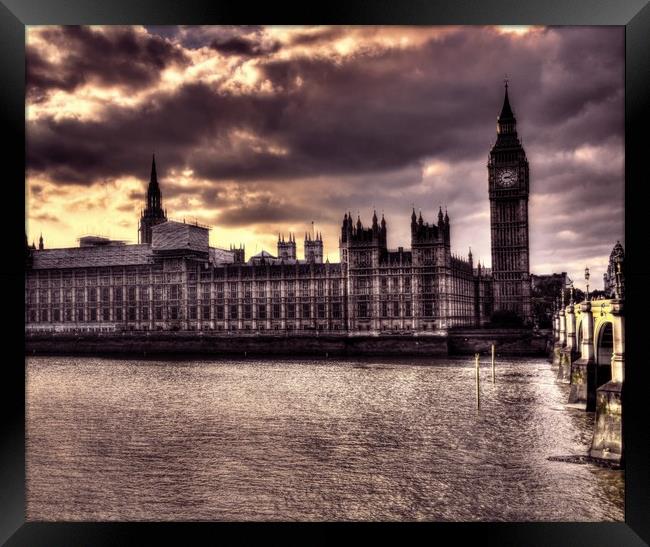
top-left (3, 1), bottom-right (649, 545)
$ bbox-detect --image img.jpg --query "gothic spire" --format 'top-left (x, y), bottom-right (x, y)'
top-left (146, 154), bottom-right (163, 214)
top-left (499, 79), bottom-right (515, 121)
top-left (150, 153), bottom-right (158, 185)
top-left (496, 79), bottom-right (519, 140)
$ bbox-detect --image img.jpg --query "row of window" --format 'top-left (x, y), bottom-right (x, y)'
top-left (27, 280), bottom-right (344, 296)
top-left (27, 302), bottom-right (344, 323)
top-left (27, 270), bottom-right (346, 288)
top-left (357, 301), bottom-right (414, 319)
top-left (354, 300), bottom-right (478, 319)
top-left (27, 323), bottom-right (349, 334)
top-left (26, 280), bottom-right (351, 303)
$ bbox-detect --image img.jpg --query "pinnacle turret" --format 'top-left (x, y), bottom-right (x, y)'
top-left (139, 155), bottom-right (168, 244)
top-left (496, 80), bottom-right (518, 137)
top-left (499, 80), bottom-right (515, 121)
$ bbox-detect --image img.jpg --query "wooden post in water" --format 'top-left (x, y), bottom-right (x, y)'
top-left (475, 353), bottom-right (480, 410)
top-left (491, 344), bottom-right (495, 384)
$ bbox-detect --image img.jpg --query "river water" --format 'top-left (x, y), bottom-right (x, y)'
top-left (25, 356), bottom-right (624, 521)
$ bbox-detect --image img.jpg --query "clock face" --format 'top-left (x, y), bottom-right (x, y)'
top-left (497, 167), bottom-right (517, 187)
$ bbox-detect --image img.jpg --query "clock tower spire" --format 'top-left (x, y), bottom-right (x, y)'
top-left (488, 81), bottom-right (532, 323)
top-left (138, 154), bottom-right (168, 244)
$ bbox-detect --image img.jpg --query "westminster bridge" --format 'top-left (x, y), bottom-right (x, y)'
top-left (551, 289), bottom-right (624, 465)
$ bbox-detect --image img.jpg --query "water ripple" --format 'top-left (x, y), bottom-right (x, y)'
top-left (26, 356), bottom-right (624, 521)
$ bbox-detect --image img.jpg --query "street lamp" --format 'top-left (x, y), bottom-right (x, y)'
top-left (614, 259), bottom-right (624, 300)
top-left (584, 266), bottom-right (590, 301)
top-left (569, 281), bottom-right (575, 304)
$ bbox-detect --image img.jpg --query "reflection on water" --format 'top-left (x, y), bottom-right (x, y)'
top-left (26, 356), bottom-right (624, 521)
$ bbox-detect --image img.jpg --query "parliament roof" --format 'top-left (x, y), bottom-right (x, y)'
top-left (31, 244), bottom-right (153, 270)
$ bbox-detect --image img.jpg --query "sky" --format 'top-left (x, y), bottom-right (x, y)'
top-left (25, 25), bottom-right (624, 290)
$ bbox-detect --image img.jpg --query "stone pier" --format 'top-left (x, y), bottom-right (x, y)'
top-left (553, 306), bottom-right (567, 369)
top-left (589, 299), bottom-right (624, 464)
top-left (568, 301), bottom-right (595, 409)
top-left (558, 301), bottom-right (577, 383)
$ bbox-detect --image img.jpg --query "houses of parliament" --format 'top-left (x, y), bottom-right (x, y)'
top-left (25, 85), bottom-right (533, 334)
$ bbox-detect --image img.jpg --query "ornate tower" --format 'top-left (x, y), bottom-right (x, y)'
top-left (341, 211), bottom-right (387, 331)
top-left (304, 231), bottom-right (323, 263)
top-left (139, 155), bottom-right (167, 244)
top-left (488, 82), bottom-right (532, 322)
top-left (277, 233), bottom-right (297, 261)
top-left (411, 207), bottom-right (452, 329)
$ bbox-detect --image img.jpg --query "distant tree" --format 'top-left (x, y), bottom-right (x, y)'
top-left (489, 310), bottom-right (524, 328)
top-left (588, 289), bottom-right (607, 300)
top-left (532, 300), bottom-right (553, 329)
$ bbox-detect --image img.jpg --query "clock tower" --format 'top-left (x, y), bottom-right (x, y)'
top-left (488, 81), bottom-right (532, 323)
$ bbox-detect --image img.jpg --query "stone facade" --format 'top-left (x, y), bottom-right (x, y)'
top-left (25, 213), bottom-right (492, 335)
top-left (488, 83), bottom-right (533, 323)
top-left (26, 85), bottom-right (542, 335)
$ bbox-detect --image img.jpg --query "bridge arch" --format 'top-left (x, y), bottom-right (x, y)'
top-left (593, 318), bottom-right (614, 392)
top-left (595, 320), bottom-right (613, 365)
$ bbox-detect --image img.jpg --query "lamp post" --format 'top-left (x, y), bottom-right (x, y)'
top-left (614, 259), bottom-right (624, 300)
top-left (584, 266), bottom-right (590, 302)
top-left (569, 281), bottom-right (575, 304)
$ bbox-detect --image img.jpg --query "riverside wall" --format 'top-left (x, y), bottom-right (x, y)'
top-left (447, 328), bottom-right (552, 356)
top-left (25, 328), bottom-right (551, 358)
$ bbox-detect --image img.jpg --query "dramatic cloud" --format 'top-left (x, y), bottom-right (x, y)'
top-left (209, 35), bottom-right (281, 57)
top-left (26, 25), bottom-right (624, 286)
top-left (26, 25), bottom-right (188, 103)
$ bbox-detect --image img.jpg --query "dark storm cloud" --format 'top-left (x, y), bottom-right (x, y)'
top-left (209, 35), bottom-right (281, 57)
top-left (27, 82), bottom-right (292, 184)
top-left (146, 25), bottom-right (265, 50)
top-left (27, 26), bottom-right (624, 280)
top-left (287, 27), bottom-right (345, 46)
top-left (216, 197), bottom-right (324, 227)
top-left (26, 26), bottom-right (188, 102)
top-left (27, 26), bottom-right (623, 190)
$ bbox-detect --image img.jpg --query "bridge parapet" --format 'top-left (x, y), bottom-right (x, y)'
top-left (551, 296), bottom-right (625, 465)
top-left (552, 299), bottom-right (568, 366)
top-left (550, 244), bottom-right (625, 465)
top-left (558, 295), bottom-right (579, 381)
